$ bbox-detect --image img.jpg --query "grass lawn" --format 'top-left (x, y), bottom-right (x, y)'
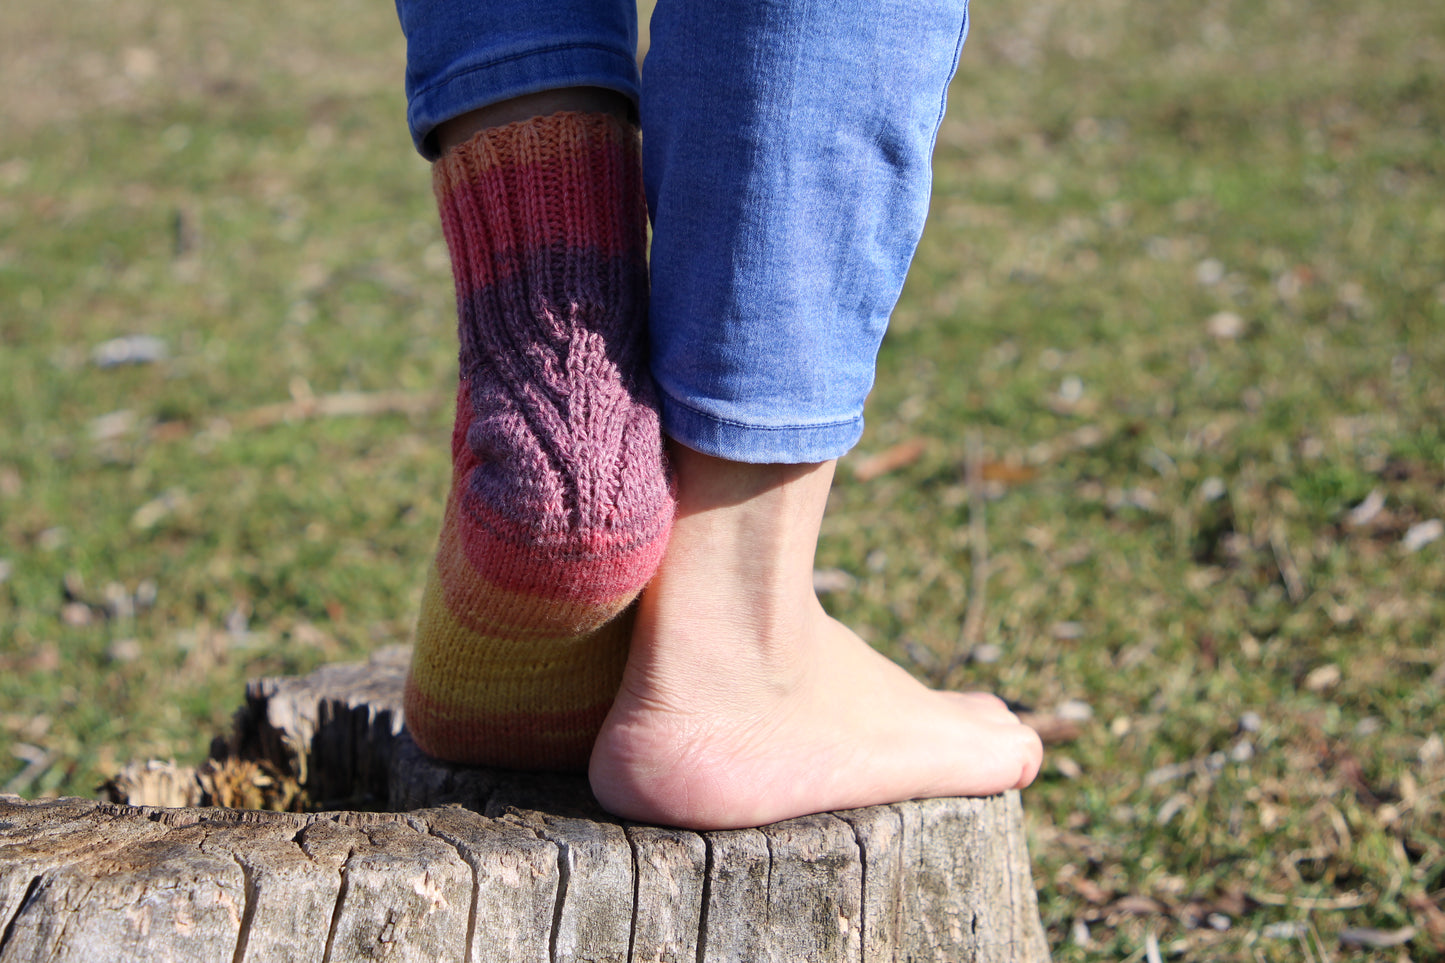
top-left (2, 0), bottom-right (1442, 958)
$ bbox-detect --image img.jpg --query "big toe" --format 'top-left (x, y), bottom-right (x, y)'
top-left (1010, 723), bottom-right (1045, 788)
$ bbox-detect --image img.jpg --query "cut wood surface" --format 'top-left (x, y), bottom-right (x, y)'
top-left (2, 649), bottom-right (1051, 962)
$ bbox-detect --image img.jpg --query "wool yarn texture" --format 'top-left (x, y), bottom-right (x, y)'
top-left (404, 111), bottom-right (674, 771)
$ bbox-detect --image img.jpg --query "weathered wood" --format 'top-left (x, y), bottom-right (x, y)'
top-left (514, 812), bottom-right (634, 963)
top-left (625, 824), bottom-right (706, 963)
top-left (5, 649), bottom-right (1051, 962)
top-left (234, 646), bottom-right (411, 810)
top-left (422, 806), bottom-right (560, 962)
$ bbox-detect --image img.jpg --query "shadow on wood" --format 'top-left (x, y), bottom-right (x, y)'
top-left (1, 648), bottom-right (1052, 962)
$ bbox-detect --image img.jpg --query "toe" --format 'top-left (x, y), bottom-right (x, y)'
top-left (1014, 724), bottom-right (1045, 788)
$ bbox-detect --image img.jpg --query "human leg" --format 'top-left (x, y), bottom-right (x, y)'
top-left (589, 0), bottom-right (1042, 827)
top-left (394, 1), bottom-right (673, 770)
top-left (591, 446), bottom-right (1040, 829)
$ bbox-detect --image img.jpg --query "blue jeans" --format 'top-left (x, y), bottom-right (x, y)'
top-left (396, 0), bottom-right (969, 463)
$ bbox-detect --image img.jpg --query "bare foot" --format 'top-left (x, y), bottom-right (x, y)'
top-left (589, 446), bottom-right (1043, 829)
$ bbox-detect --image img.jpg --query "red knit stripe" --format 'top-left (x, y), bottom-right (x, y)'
top-left (432, 494), bottom-right (645, 638)
top-left (453, 495), bottom-right (669, 598)
top-left (434, 138), bottom-right (642, 231)
top-left (403, 678), bottom-right (607, 771)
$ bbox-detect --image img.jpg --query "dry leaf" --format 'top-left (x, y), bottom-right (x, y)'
top-left (851, 439), bottom-right (928, 481)
top-left (1304, 663), bottom-right (1341, 692)
top-left (1206, 311), bottom-right (1245, 340)
top-left (1065, 875), bottom-right (1113, 905)
top-left (1344, 488), bottom-right (1386, 527)
top-left (1112, 895), bottom-right (1166, 916)
top-left (1018, 713), bottom-right (1083, 745)
top-left (981, 461), bottom-right (1039, 485)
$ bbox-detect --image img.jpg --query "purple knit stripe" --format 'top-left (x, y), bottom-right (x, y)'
top-left (455, 245), bottom-right (663, 539)
top-left (455, 244), bottom-right (648, 380)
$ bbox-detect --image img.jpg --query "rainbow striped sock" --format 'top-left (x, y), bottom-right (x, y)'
top-left (404, 112), bottom-right (674, 771)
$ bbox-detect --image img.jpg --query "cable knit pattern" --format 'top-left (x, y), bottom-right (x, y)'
top-left (405, 112), bottom-right (674, 771)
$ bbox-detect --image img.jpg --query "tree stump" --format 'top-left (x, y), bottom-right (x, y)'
top-left (1, 648), bottom-right (1051, 962)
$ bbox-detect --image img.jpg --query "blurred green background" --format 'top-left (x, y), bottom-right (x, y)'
top-left (1, 0), bottom-right (1442, 958)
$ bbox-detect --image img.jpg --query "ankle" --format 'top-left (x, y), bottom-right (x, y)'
top-left (626, 445), bottom-right (837, 684)
top-left (666, 444), bottom-right (834, 584)
top-left (433, 87), bottom-right (632, 155)
top-left (669, 444), bottom-right (830, 504)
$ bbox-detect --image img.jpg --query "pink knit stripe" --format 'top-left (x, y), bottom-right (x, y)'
top-left (433, 117), bottom-right (646, 293)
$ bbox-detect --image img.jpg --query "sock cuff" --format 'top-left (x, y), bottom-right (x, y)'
top-left (431, 111), bottom-right (647, 293)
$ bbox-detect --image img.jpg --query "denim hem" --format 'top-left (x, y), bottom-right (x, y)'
top-left (408, 44), bottom-right (641, 159)
top-left (659, 392), bottom-right (865, 465)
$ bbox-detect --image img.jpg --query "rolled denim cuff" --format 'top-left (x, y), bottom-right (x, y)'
top-left (659, 392), bottom-right (866, 465)
top-left (406, 42), bottom-right (640, 159)
top-left (396, 0), bottom-right (640, 159)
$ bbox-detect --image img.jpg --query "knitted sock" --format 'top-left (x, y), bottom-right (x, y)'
top-left (404, 111), bottom-right (674, 771)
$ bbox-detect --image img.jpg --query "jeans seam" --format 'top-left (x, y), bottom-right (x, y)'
top-left (931, 2), bottom-right (970, 149)
top-left (662, 391), bottom-right (861, 433)
top-left (410, 41), bottom-right (637, 102)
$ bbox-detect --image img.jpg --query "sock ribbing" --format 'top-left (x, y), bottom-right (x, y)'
top-left (404, 111), bottom-right (673, 771)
